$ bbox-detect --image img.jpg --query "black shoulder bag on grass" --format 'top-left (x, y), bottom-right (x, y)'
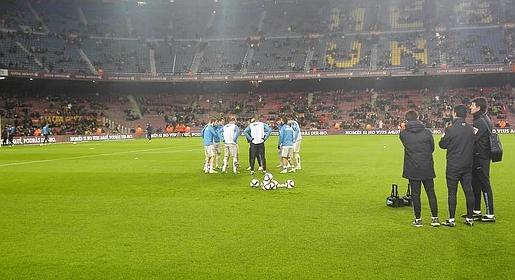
top-left (480, 118), bottom-right (503, 162)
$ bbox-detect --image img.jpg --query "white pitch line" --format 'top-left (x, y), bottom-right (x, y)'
top-left (0, 146), bottom-right (201, 167)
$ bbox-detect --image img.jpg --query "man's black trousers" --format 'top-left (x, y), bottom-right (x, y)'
top-left (409, 179), bottom-right (438, 219)
top-left (472, 159), bottom-right (495, 215)
top-left (249, 143), bottom-right (266, 171)
top-left (446, 170), bottom-right (475, 219)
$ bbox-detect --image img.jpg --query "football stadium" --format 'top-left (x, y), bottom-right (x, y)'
top-left (0, 0), bottom-right (514, 278)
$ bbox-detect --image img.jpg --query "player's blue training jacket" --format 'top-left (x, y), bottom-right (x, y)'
top-left (42, 125), bottom-right (50, 135)
top-left (279, 124), bottom-right (294, 147)
top-left (214, 124), bottom-right (222, 143)
top-left (290, 120), bottom-right (302, 141)
top-left (276, 123), bottom-right (283, 147)
top-left (201, 124), bottom-right (217, 146)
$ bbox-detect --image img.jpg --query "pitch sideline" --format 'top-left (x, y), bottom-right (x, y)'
top-left (0, 146), bottom-right (202, 167)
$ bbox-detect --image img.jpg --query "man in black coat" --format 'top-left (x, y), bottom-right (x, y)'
top-left (439, 105), bottom-right (475, 227)
top-left (400, 110), bottom-right (439, 227)
top-left (469, 97), bottom-right (496, 222)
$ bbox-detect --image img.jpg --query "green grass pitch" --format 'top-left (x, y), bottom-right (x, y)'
top-left (0, 135), bottom-right (514, 279)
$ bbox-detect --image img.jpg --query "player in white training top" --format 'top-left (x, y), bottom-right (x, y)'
top-left (222, 117), bottom-right (240, 174)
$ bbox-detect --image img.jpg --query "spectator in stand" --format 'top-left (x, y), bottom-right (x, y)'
top-left (34, 127), bottom-right (41, 137)
top-left (497, 119), bottom-right (506, 128)
top-left (135, 125), bottom-right (143, 136)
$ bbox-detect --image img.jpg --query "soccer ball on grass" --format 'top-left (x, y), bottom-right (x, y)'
top-left (250, 178), bottom-right (260, 188)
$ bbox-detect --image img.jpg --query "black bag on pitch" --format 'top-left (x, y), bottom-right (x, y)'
top-left (402, 184), bottom-right (412, 207)
top-left (386, 184), bottom-right (404, 207)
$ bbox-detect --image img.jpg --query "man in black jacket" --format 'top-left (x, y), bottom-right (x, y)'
top-left (469, 97), bottom-right (496, 222)
top-left (400, 110), bottom-right (439, 227)
top-left (8, 125), bottom-right (15, 146)
top-left (1, 125), bottom-right (8, 146)
top-left (439, 105), bottom-right (475, 227)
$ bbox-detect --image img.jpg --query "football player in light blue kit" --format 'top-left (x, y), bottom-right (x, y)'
top-left (221, 116), bottom-right (240, 174)
top-left (213, 118), bottom-right (224, 170)
top-left (279, 119), bottom-right (295, 173)
top-left (42, 124), bottom-right (51, 144)
top-left (201, 118), bottom-right (218, 174)
top-left (289, 117), bottom-right (302, 170)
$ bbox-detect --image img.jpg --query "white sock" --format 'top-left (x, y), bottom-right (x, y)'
top-left (449, 218), bottom-right (455, 222)
top-left (473, 210), bottom-right (481, 214)
top-left (222, 158), bottom-right (228, 172)
top-left (233, 159), bottom-right (238, 173)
